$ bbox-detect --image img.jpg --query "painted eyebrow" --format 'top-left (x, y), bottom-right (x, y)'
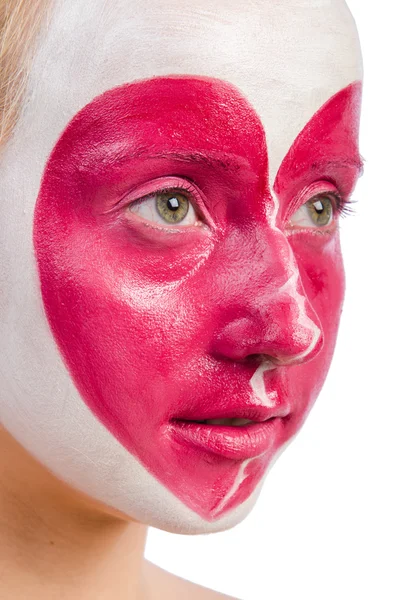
top-left (74, 145), bottom-right (252, 179)
top-left (310, 158), bottom-right (365, 177)
top-left (144, 151), bottom-right (239, 172)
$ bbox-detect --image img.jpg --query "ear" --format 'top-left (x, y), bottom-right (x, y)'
top-left (274, 82), bottom-right (363, 205)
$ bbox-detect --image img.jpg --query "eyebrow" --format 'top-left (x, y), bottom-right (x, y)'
top-left (310, 157), bottom-right (365, 176)
top-left (145, 151), bottom-right (240, 172)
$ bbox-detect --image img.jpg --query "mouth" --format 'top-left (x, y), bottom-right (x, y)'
top-left (186, 417), bottom-right (256, 426)
top-left (167, 414), bottom-right (286, 461)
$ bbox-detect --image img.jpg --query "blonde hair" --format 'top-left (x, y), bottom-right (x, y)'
top-left (0, 0), bottom-right (51, 147)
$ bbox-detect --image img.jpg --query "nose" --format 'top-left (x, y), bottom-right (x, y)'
top-left (210, 228), bottom-right (323, 367)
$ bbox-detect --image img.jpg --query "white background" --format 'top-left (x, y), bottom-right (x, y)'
top-left (145, 3), bottom-right (397, 598)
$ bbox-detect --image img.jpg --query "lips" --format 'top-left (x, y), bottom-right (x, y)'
top-left (167, 418), bottom-right (284, 460)
top-left (171, 402), bottom-right (290, 425)
top-left (167, 404), bottom-right (290, 460)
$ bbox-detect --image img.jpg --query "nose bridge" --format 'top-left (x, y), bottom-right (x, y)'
top-left (212, 224), bottom-right (323, 365)
top-left (219, 220), bottom-right (295, 294)
top-left (228, 222), bottom-right (300, 298)
top-left (257, 225), bottom-right (297, 294)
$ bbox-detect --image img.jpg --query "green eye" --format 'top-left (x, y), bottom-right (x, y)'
top-left (156, 192), bottom-right (189, 224)
top-left (128, 186), bottom-right (201, 227)
top-left (289, 193), bottom-right (335, 229)
top-left (306, 195), bottom-right (333, 227)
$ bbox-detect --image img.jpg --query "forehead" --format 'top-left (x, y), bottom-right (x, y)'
top-left (26, 0), bottom-right (361, 182)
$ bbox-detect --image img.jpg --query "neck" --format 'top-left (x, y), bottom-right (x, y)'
top-left (0, 426), bottom-right (149, 600)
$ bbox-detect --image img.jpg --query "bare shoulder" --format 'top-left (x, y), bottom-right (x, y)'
top-left (143, 559), bottom-right (240, 600)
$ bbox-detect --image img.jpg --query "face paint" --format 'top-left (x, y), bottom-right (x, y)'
top-left (0, 0), bottom-right (362, 533)
top-left (33, 76), bottom-right (361, 519)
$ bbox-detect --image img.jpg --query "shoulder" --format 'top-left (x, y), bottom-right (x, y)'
top-left (143, 559), bottom-right (240, 600)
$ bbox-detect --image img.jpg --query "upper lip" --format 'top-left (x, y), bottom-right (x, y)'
top-left (171, 403), bottom-right (290, 424)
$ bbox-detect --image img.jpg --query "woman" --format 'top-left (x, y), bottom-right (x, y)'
top-left (0, 0), bottom-right (363, 598)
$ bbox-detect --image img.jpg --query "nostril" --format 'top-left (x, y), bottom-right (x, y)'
top-left (245, 353), bottom-right (265, 365)
top-left (245, 353), bottom-right (277, 368)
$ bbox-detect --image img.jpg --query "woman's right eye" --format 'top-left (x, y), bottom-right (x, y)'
top-left (128, 189), bottom-right (202, 227)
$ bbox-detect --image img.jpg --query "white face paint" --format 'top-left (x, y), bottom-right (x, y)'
top-left (0, 0), bottom-right (362, 534)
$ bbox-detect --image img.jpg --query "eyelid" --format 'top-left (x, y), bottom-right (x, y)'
top-left (108, 176), bottom-right (215, 228)
top-left (283, 180), bottom-right (343, 226)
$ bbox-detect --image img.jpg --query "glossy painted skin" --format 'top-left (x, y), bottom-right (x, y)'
top-left (0, 0), bottom-right (363, 534)
top-left (34, 77), bottom-right (362, 520)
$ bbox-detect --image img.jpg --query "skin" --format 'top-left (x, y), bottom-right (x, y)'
top-left (0, 0), bottom-right (362, 597)
top-left (0, 426), bottom-right (234, 599)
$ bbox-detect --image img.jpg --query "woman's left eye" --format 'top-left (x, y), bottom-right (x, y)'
top-left (128, 189), bottom-right (200, 226)
top-left (289, 193), bottom-right (335, 229)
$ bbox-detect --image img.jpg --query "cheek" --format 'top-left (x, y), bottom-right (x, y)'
top-left (293, 232), bottom-right (345, 341)
top-left (36, 213), bottom-right (208, 414)
top-left (285, 231), bottom-right (345, 424)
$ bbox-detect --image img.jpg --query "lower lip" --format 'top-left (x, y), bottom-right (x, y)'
top-left (167, 418), bottom-right (284, 460)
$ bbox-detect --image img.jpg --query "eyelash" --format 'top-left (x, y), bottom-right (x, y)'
top-left (288, 188), bottom-right (356, 224)
top-left (126, 181), bottom-right (205, 218)
top-left (333, 192), bottom-right (356, 218)
top-left (135, 183), bottom-right (197, 204)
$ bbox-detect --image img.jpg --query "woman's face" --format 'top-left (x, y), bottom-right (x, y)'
top-left (0, 0), bottom-right (362, 533)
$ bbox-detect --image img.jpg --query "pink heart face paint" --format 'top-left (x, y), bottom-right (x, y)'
top-left (0, 0), bottom-right (363, 533)
top-left (33, 77), bottom-right (362, 520)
